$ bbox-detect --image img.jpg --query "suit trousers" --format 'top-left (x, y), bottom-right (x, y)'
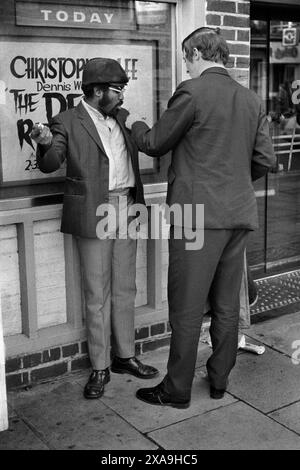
top-left (76, 191), bottom-right (136, 370)
top-left (163, 227), bottom-right (249, 399)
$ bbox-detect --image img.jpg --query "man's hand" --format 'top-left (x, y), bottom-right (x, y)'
top-left (30, 123), bottom-right (53, 145)
top-left (117, 107), bottom-right (130, 123)
top-left (117, 107), bottom-right (148, 131)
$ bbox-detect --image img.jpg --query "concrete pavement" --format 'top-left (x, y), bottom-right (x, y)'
top-left (1, 311), bottom-right (300, 450)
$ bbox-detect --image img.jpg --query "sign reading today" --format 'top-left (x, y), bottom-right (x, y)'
top-left (0, 41), bottom-right (155, 184)
top-left (16, 1), bottom-right (135, 30)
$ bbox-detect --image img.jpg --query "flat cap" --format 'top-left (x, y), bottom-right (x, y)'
top-left (82, 58), bottom-right (128, 86)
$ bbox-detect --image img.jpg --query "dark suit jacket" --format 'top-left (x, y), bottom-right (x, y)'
top-left (132, 67), bottom-right (276, 230)
top-left (37, 102), bottom-right (145, 238)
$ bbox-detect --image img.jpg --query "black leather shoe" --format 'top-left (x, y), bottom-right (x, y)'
top-left (111, 356), bottom-right (159, 379)
top-left (84, 369), bottom-right (110, 399)
top-left (136, 383), bottom-right (190, 409)
top-left (210, 385), bottom-right (225, 399)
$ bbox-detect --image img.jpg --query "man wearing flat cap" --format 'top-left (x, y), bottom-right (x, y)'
top-left (31, 58), bottom-right (158, 399)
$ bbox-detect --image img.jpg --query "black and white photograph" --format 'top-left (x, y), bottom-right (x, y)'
top-left (0, 0), bottom-right (300, 455)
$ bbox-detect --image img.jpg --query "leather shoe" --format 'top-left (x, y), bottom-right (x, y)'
top-left (210, 385), bottom-right (225, 399)
top-left (111, 356), bottom-right (159, 379)
top-left (136, 383), bottom-right (190, 409)
top-left (84, 368), bottom-right (110, 399)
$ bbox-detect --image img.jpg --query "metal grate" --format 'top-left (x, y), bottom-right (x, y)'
top-left (250, 270), bottom-right (300, 315)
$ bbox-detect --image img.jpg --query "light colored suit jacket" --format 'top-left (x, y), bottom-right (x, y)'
top-left (37, 102), bottom-right (145, 238)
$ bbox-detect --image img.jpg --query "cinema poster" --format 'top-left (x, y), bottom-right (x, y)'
top-left (0, 41), bottom-right (155, 184)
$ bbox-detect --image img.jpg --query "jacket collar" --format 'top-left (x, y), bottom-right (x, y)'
top-left (75, 101), bottom-right (107, 155)
top-left (74, 101), bottom-right (135, 164)
top-left (200, 67), bottom-right (230, 78)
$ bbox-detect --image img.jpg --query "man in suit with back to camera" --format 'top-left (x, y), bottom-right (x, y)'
top-left (131, 27), bottom-right (276, 408)
top-left (31, 58), bottom-right (158, 400)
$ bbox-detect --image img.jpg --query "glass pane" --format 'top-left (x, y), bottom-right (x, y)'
top-left (267, 20), bottom-right (300, 271)
top-left (248, 20), bottom-right (268, 274)
top-left (250, 20), bottom-right (268, 108)
top-left (0, 0), bottom-right (175, 202)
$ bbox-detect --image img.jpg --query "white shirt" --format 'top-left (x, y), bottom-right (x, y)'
top-left (82, 99), bottom-right (135, 190)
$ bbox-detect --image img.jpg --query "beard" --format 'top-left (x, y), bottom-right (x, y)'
top-left (98, 93), bottom-right (123, 116)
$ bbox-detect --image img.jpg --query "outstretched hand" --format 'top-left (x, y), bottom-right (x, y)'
top-left (30, 123), bottom-right (53, 145)
top-left (117, 108), bottom-right (148, 131)
top-left (117, 107), bottom-right (130, 123)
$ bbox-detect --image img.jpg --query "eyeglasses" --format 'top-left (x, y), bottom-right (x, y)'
top-left (108, 85), bottom-right (125, 94)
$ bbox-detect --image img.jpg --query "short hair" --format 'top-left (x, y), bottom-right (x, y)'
top-left (81, 83), bottom-right (109, 98)
top-left (182, 27), bottom-right (229, 65)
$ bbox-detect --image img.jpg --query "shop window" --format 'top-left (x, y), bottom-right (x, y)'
top-left (249, 3), bottom-right (300, 274)
top-left (0, 0), bottom-right (175, 205)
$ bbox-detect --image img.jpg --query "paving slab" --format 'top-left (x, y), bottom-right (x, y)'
top-left (226, 346), bottom-right (300, 413)
top-left (148, 401), bottom-right (300, 450)
top-left (270, 401), bottom-right (300, 435)
top-left (137, 342), bottom-right (212, 371)
top-left (137, 347), bottom-right (169, 374)
top-left (10, 381), bottom-right (157, 450)
top-left (246, 312), bottom-right (300, 357)
top-left (74, 368), bottom-right (236, 434)
top-left (0, 417), bottom-right (48, 450)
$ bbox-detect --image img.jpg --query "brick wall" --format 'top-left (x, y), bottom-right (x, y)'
top-left (5, 321), bottom-right (173, 390)
top-left (206, 0), bottom-right (251, 87)
top-left (5, 341), bottom-right (89, 389)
